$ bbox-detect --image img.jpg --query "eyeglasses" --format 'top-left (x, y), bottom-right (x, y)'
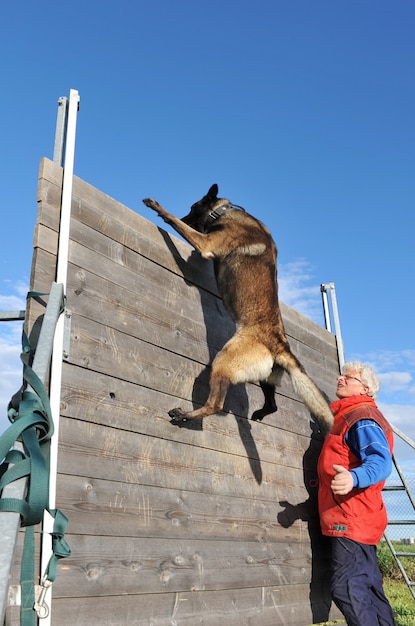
top-left (339, 374), bottom-right (365, 385)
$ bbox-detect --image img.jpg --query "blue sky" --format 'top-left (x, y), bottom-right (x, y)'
top-left (1, 2), bottom-right (414, 471)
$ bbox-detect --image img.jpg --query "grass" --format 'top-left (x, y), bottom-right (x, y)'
top-left (379, 540), bottom-right (415, 626)
top-left (384, 579), bottom-right (415, 625)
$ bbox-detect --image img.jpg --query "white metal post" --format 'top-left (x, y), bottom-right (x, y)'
top-left (39, 89), bottom-right (80, 626)
top-left (320, 282), bottom-right (345, 370)
top-left (320, 286), bottom-right (332, 333)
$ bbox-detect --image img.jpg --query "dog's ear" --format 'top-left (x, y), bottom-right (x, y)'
top-left (207, 184), bottom-right (218, 199)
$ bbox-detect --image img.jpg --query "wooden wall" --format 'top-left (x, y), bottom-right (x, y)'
top-left (12, 158), bottom-right (343, 625)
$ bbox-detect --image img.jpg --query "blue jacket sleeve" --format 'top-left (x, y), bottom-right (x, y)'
top-left (345, 419), bottom-right (392, 488)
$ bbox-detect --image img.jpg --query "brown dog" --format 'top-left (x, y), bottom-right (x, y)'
top-left (143, 185), bottom-right (333, 435)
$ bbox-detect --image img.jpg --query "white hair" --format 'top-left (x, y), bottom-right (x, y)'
top-left (342, 360), bottom-right (380, 399)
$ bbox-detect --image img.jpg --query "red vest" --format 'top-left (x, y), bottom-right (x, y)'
top-left (317, 396), bottom-right (394, 545)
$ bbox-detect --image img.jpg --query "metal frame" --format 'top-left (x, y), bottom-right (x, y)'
top-left (0, 312), bottom-right (25, 322)
top-left (383, 438), bottom-right (415, 600)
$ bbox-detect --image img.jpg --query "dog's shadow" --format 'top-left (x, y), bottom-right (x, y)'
top-left (159, 229), bottom-right (263, 484)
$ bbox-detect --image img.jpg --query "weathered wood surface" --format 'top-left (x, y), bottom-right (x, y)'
top-left (49, 584), bottom-right (333, 626)
top-left (9, 158), bottom-right (343, 625)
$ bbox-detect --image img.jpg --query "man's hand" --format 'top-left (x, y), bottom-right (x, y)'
top-left (331, 464), bottom-right (354, 495)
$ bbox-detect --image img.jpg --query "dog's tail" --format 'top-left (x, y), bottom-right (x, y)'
top-left (288, 367), bottom-right (333, 436)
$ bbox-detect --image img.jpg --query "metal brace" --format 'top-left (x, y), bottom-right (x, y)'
top-left (62, 308), bottom-right (72, 360)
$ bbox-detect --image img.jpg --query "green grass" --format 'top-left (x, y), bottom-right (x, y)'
top-left (384, 579), bottom-right (415, 626)
top-left (378, 541), bottom-right (415, 626)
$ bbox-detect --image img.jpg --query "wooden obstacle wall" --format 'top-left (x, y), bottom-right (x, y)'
top-left (12, 158), bottom-right (343, 625)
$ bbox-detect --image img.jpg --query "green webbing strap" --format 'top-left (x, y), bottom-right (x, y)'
top-left (44, 510), bottom-right (72, 583)
top-left (20, 527), bottom-right (35, 626)
top-left (0, 296), bottom-right (71, 625)
top-left (0, 396), bottom-right (51, 525)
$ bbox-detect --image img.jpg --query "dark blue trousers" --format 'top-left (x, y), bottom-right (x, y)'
top-left (330, 537), bottom-right (396, 626)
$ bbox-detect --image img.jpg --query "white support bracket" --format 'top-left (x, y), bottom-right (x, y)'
top-left (62, 309), bottom-right (72, 360)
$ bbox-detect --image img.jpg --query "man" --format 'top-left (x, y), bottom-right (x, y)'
top-left (317, 360), bottom-right (396, 626)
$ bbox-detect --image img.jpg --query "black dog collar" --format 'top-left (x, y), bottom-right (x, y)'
top-left (207, 203), bottom-right (245, 224)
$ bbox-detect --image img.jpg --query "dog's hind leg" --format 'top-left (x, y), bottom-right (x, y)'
top-left (169, 334), bottom-right (274, 423)
top-left (168, 373), bottom-right (231, 422)
top-left (251, 381), bottom-right (277, 421)
top-left (251, 365), bottom-right (284, 421)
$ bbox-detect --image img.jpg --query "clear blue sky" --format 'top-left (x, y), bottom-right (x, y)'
top-left (1, 1), bottom-right (414, 462)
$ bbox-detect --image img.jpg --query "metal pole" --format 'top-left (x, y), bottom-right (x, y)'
top-left (53, 97), bottom-right (69, 167)
top-left (40, 89), bottom-right (80, 626)
top-left (329, 283), bottom-right (345, 370)
top-left (320, 285), bottom-right (332, 333)
top-left (0, 442), bottom-right (26, 624)
top-left (0, 311), bottom-right (25, 322)
top-left (392, 424), bottom-right (415, 451)
top-left (30, 283), bottom-right (64, 384)
top-left (321, 282), bottom-right (345, 370)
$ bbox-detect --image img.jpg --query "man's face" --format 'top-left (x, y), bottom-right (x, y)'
top-left (336, 370), bottom-right (368, 399)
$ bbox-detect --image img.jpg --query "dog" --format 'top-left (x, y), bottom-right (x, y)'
top-left (142, 185), bottom-right (333, 435)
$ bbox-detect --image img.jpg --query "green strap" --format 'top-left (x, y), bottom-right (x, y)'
top-left (0, 390), bottom-right (51, 527)
top-left (20, 527), bottom-right (36, 626)
top-left (0, 302), bottom-right (71, 626)
top-left (44, 510), bottom-right (72, 583)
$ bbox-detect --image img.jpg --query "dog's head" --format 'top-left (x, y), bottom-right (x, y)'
top-left (181, 184), bottom-right (229, 233)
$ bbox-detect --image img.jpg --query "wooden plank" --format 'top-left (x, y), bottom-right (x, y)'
top-left (32, 223), bottom-right (58, 254)
top-left (35, 180), bottom-right (62, 231)
top-left (50, 584), bottom-right (341, 626)
top-left (56, 417), bottom-right (310, 502)
top-left (55, 473), bottom-right (320, 543)
top-left (38, 157), bottom-right (63, 189)
top-left (52, 534), bottom-right (314, 597)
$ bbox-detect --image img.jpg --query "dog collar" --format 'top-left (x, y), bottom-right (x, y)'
top-left (207, 203), bottom-right (245, 224)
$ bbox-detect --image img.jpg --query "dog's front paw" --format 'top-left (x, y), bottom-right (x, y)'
top-left (142, 197), bottom-right (161, 212)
